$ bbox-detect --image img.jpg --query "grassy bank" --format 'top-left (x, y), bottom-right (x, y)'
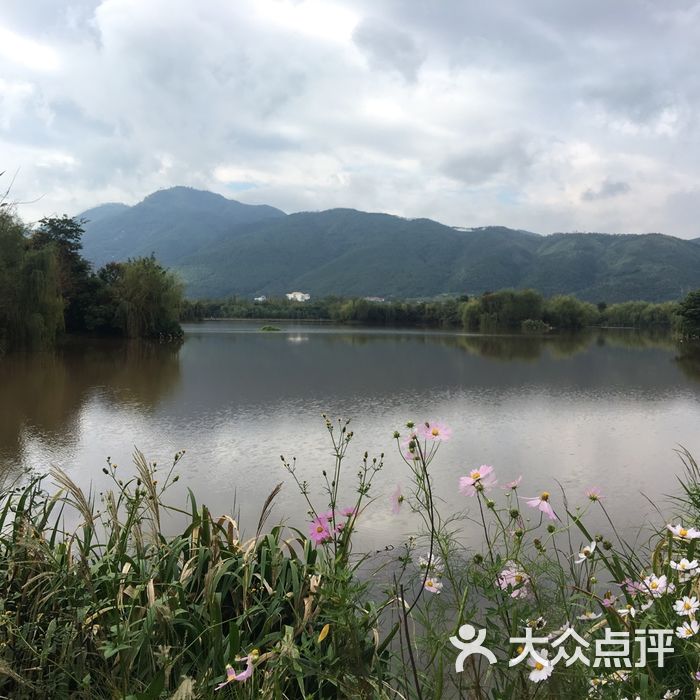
top-left (2, 422), bottom-right (700, 698)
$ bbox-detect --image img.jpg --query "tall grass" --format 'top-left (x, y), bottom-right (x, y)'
top-left (1, 421), bottom-right (699, 698)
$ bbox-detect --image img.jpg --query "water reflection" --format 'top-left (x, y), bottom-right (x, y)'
top-left (0, 323), bottom-right (699, 549)
top-left (0, 339), bottom-right (181, 475)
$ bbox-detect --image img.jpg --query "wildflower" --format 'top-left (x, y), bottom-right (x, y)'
top-left (575, 541), bottom-right (596, 564)
top-left (525, 616), bottom-right (547, 630)
top-left (339, 506), bottom-right (357, 517)
top-left (668, 523), bottom-right (700, 540)
top-left (577, 611), bottom-right (602, 621)
top-left (663, 691), bottom-right (681, 699)
top-left (671, 558), bottom-right (699, 582)
top-left (676, 620), bottom-right (700, 639)
top-left (390, 485), bottom-right (404, 515)
top-left (459, 465), bottom-right (497, 497)
top-left (620, 577), bottom-right (645, 595)
top-left (503, 476), bottom-right (522, 490)
top-left (418, 421), bottom-right (452, 442)
top-left (215, 653), bottom-right (256, 690)
top-left (524, 492), bottom-right (557, 521)
top-left (497, 562), bottom-right (530, 598)
top-left (617, 604), bottom-right (637, 618)
top-left (643, 574), bottom-right (673, 598)
top-left (401, 434), bottom-right (420, 461)
top-left (308, 516), bottom-right (332, 546)
top-left (694, 670), bottom-right (700, 681)
top-left (418, 553), bottom-right (444, 574)
top-left (602, 593), bottom-right (617, 607)
top-left (673, 596), bottom-right (700, 616)
top-left (527, 649), bottom-right (553, 682)
top-left (424, 577), bottom-right (443, 594)
top-left (585, 487), bottom-right (603, 501)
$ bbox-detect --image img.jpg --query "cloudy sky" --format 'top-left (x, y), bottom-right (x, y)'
top-left (2, 0), bottom-right (700, 237)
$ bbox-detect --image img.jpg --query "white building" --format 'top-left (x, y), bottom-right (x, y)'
top-left (286, 291), bottom-right (311, 302)
top-left (253, 295), bottom-right (267, 302)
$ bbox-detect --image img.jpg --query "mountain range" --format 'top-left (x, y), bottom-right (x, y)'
top-left (79, 186), bottom-right (700, 302)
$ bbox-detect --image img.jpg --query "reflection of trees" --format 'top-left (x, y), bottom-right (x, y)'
top-left (675, 341), bottom-right (700, 383)
top-left (269, 326), bottom-right (679, 362)
top-left (0, 339), bottom-right (181, 472)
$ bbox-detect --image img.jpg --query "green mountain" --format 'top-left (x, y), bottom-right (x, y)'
top-left (79, 188), bottom-right (700, 302)
top-left (80, 186), bottom-right (285, 267)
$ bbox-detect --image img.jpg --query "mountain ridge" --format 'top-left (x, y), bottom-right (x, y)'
top-left (78, 187), bottom-right (700, 302)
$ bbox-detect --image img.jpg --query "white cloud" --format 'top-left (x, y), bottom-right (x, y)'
top-left (2, 0), bottom-right (700, 238)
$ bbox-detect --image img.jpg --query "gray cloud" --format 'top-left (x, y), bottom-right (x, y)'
top-left (1, 0), bottom-right (700, 237)
top-left (582, 180), bottom-right (632, 202)
top-left (353, 17), bottom-right (426, 82)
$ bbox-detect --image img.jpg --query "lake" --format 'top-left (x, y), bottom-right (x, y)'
top-left (1, 321), bottom-right (699, 550)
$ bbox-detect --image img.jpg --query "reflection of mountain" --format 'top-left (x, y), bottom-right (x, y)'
top-left (0, 339), bottom-right (182, 474)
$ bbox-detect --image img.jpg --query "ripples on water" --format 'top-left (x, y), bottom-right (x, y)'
top-left (1, 321), bottom-right (699, 550)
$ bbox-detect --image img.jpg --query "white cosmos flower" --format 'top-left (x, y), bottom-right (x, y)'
top-left (617, 604), bottom-right (637, 618)
top-left (673, 596), bottom-right (700, 616)
top-left (671, 558), bottom-right (699, 571)
top-left (663, 690), bottom-right (681, 698)
top-left (671, 558), bottom-right (700, 582)
top-left (676, 620), bottom-right (700, 639)
top-left (668, 524), bottom-right (700, 540)
top-left (527, 648), bottom-right (553, 682)
top-left (575, 541), bottom-right (596, 564)
top-left (577, 611), bottom-right (602, 621)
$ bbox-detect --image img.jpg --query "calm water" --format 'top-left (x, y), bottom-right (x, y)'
top-left (1, 321), bottom-right (700, 549)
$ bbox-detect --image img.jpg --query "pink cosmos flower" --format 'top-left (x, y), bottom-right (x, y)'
top-left (524, 492), bottom-right (557, 520)
top-left (496, 562), bottom-right (530, 598)
top-left (418, 422), bottom-right (452, 442)
top-left (503, 476), bottom-right (522, 490)
top-left (309, 516), bottom-right (332, 546)
top-left (215, 655), bottom-right (255, 690)
top-left (390, 485), bottom-right (404, 515)
top-left (585, 487), bottom-right (603, 501)
top-left (401, 435), bottom-right (420, 461)
top-left (339, 506), bottom-right (357, 517)
top-left (424, 577), bottom-right (443, 593)
top-left (620, 577), bottom-right (645, 595)
top-left (602, 593), bottom-right (617, 607)
top-left (459, 465), bottom-right (497, 497)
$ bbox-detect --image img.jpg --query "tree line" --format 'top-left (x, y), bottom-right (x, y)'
top-left (0, 209), bottom-right (183, 351)
top-left (182, 288), bottom-right (700, 336)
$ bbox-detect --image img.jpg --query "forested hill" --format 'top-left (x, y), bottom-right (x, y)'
top-left (79, 187), bottom-right (700, 302)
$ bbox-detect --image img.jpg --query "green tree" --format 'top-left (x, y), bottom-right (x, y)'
top-left (679, 289), bottom-right (700, 338)
top-left (29, 216), bottom-right (92, 332)
top-left (0, 209), bottom-right (63, 349)
top-left (113, 256), bottom-right (183, 338)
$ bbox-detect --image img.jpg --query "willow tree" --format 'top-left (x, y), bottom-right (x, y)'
top-left (112, 255), bottom-right (183, 338)
top-left (0, 209), bottom-right (63, 349)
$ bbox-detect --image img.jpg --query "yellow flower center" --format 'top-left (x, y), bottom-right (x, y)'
top-left (540, 492), bottom-right (550, 501)
top-left (680, 562), bottom-right (687, 569)
top-left (685, 602), bottom-right (692, 610)
top-left (515, 574), bottom-right (523, 583)
top-left (470, 470), bottom-right (481, 480)
top-left (680, 528), bottom-right (689, 537)
top-left (426, 579), bottom-right (434, 587)
top-left (534, 662), bottom-right (544, 671)
top-left (650, 581), bottom-right (658, 589)
top-left (431, 427), bottom-right (440, 436)
top-left (316, 525), bottom-right (325, 533)
top-left (516, 645), bottom-right (524, 655)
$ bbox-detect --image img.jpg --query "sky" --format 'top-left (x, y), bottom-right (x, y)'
top-left (2, 0), bottom-right (700, 238)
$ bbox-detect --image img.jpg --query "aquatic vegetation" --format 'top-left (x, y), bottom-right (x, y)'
top-left (1, 422), bottom-right (700, 698)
